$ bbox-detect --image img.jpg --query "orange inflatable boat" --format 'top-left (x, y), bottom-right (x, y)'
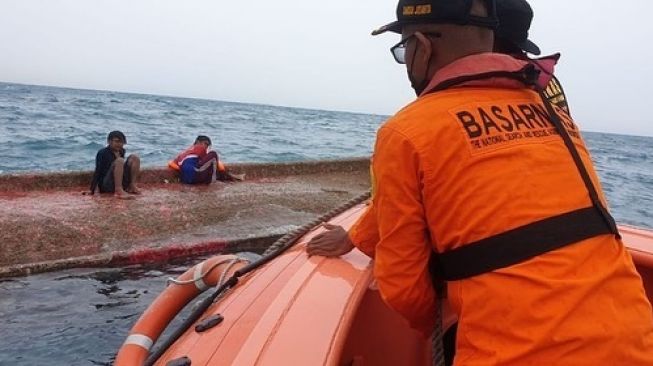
top-left (116, 199), bottom-right (653, 366)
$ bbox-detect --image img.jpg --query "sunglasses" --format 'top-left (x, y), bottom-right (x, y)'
top-left (390, 32), bottom-right (442, 64)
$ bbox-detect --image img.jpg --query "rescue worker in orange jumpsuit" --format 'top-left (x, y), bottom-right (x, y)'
top-left (307, 0), bottom-right (569, 260)
top-left (307, 0), bottom-right (653, 364)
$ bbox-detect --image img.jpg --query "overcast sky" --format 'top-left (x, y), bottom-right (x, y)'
top-left (1, 0), bottom-right (652, 136)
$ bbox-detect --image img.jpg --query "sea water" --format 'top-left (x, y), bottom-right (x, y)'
top-left (0, 82), bottom-right (652, 365)
top-left (1, 81), bottom-right (651, 228)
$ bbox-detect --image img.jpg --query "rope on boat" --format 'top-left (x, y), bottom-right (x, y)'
top-left (217, 258), bottom-right (245, 288)
top-left (145, 191), bottom-right (371, 366)
top-left (165, 258), bottom-right (241, 286)
top-left (432, 295), bottom-right (446, 366)
top-left (261, 191), bottom-right (372, 256)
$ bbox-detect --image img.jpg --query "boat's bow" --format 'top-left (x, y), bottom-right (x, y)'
top-left (152, 203), bottom-right (434, 365)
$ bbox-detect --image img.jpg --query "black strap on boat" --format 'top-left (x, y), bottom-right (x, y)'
top-left (426, 65), bottom-right (620, 281)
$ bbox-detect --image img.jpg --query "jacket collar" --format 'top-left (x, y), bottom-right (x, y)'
top-left (419, 52), bottom-right (560, 97)
top-left (525, 53), bottom-right (561, 88)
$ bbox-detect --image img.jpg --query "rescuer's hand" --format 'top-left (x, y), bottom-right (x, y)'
top-left (306, 223), bottom-right (355, 257)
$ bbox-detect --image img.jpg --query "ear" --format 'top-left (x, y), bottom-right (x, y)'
top-left (413, 32), bottom-right (433, 65)
top-left (407, 32), bottom-right (434, 82)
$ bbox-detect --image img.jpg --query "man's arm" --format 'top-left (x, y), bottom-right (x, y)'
top-left (305, 204), bottom-right (379, 258)
top-left (348, 202), bottom-right (379, 258)
top-left (307, 157), bottom-right (380, 258)
top-left (372, 126), bottom-right (436, 337)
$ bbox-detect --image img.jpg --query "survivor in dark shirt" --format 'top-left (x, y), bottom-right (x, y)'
top-left (90, 147), bottom-right (125, 194)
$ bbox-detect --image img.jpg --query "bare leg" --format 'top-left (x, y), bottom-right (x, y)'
top-left (112, 157), bottom-right (131, 199)
top-left (127, 155), bottom-right (141, 194)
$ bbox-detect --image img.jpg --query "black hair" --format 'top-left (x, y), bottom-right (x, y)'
top-left (195, 135), bottom-right (212, 146)
top-left (107, 130), bottom-right (126, 144)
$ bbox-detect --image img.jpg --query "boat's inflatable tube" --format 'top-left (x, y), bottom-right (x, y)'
top-left (114, 254), bottom-right (249, 366)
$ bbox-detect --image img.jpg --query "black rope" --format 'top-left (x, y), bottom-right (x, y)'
top-left (144, 191), bottom-right (371, 366)
top-left (431, 295), bottom-right (446, 366)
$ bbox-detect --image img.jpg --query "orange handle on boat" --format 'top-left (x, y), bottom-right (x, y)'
top-left (114, 254), bottom-right (248, 366)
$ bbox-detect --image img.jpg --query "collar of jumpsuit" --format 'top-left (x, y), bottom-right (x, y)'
top-left (418, 52), bottom-right (559, 97)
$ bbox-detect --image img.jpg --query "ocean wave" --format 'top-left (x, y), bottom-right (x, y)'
top-left (0, 82), bottom-right (651, 228)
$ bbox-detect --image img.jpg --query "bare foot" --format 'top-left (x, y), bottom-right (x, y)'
top-left (229, 173), bottom-right (246, 181)
top-left (126, 185), bottom-right (142, 195)
top-left (115, 190), bottom-right (135, 200)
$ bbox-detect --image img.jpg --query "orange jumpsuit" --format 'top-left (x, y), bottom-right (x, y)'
top-left (361, 53), bottom-right (653, 365)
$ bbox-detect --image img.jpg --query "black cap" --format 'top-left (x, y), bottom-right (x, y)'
top-left (372, 0), bottom-right (499, 36)
top-left (496, 0), bottom-right (541, 55)
top-left (107, 130), bottom-right (126, 144)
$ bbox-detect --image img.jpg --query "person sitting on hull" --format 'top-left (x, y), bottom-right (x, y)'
top-left (307, 0), bottom-right (653, 365)
top-left (90, 130), bottom-right (141, 199)
top-left (171, 135), bottom-right (237, 185)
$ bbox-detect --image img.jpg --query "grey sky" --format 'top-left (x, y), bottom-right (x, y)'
top-left (1, 0), bottom-right (651, 136)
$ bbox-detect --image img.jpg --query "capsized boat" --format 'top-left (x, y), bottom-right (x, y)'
top-left (115, 195), bottom-right (653, 366)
